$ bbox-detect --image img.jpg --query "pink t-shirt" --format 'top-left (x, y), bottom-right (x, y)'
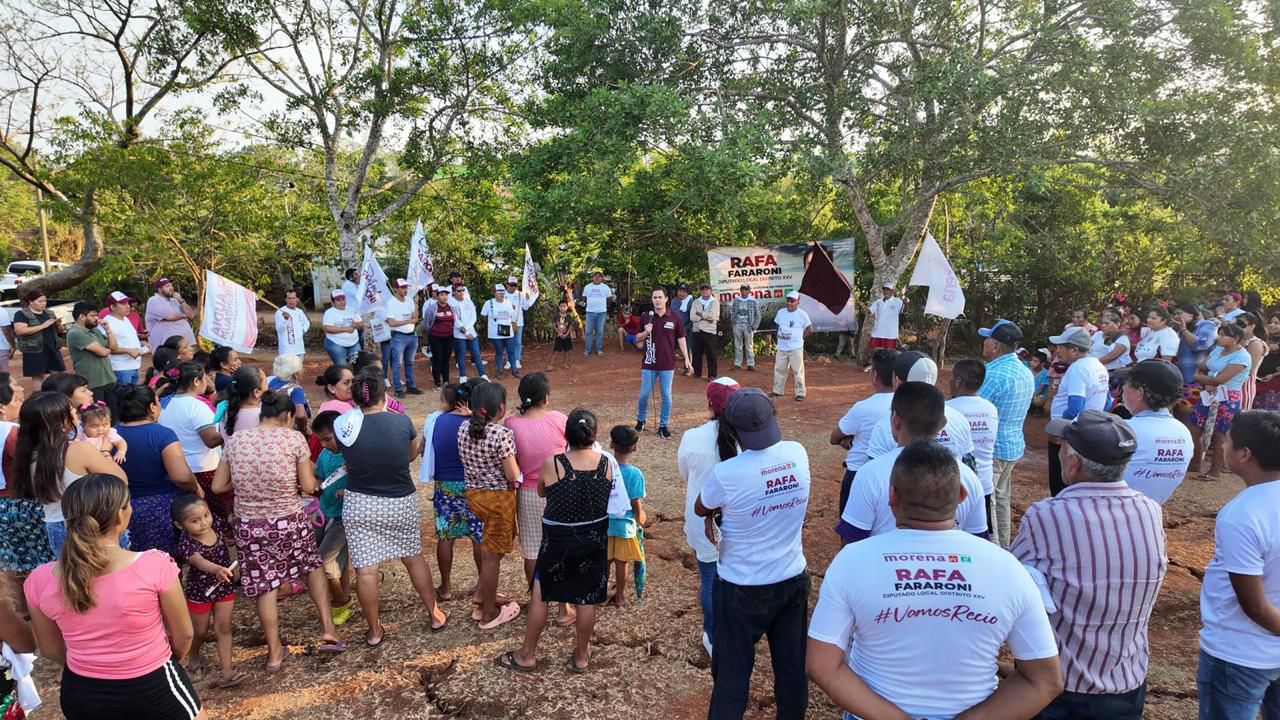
top-left (24, 550), bottom-right (180, 679)
top-left (503, 411), bottom-right (568, 491)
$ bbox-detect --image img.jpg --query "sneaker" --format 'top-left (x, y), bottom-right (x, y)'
top-left (702, 632), bottom-right (713, 657)
top-left (511, 371), bottom-right (521, 378)
top-left (460, 376), bottom-right (469, 383)
top-left (582, 351), bottom-right (590, 357)
top-left (769, 392), bottom-right (782, 398)
top-left (395, 390), bottom-right (406, 399)
top-left (635, 421), bottom-right (645, 432)
top-left (331, 600), bottom-right (355, 626)
top-left (433, 386), bottom-right (442, 393)
top-left (515, 361), bottom-right (522, 370)
top-left (407, 387), bottom-right (424, 395)
top-left (657, 426), bottom-right (672, 439)
top-left (795, 395), bottom-right (805, 402)
top-left (746, 366), bottom-right (755, 372)
top-left (596, 351), bottom-right (604, 356)
top-left (481, 374), bottom-right (491, 381)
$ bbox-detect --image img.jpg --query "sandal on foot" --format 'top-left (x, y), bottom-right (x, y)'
top-left (554, 613), bottom-right (578, 627)
top-left (265, 646), bottom-right (290, 673)
top-left (214, 671), bottom-right (246, 689)
top-left (187, 659), bottom-right (207, 683)
top-left (495, 651), bottom-right (536, 673)
top-left (365, 626), bottom-right (386, 648)
top-left (317, 639), bottom-right (346, 654)
top-left (565, 654), bottom-right (587, 674)
top-left (478, 601), bottom-right (521, 630)
top-left (430, 611), bottom-right (449, 634)
top-left (435, 586), bottom-right (454, 602)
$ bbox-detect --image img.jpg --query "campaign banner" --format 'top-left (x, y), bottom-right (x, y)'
top-left (707, 239), bottom-right (857, 332)
top-left (199, 270), bottom-right (259, 353)
top-left (406, 219), bottom-right (435, 294)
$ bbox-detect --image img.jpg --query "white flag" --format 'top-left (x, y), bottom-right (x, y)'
top-left (406, 219), bottom-right (435, 293)
top-left (354, 245), bottom-right (390, 314)
top-left (520, 243), bottom-right (540, 304)
top-left (909, 232), bottom-right (966, 319)
top-left (199, 270), bottom-right (259, 353)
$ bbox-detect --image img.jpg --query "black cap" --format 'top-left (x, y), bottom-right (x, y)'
top-left (699, 282), bottom-right (711, 290)
top-left (978, 319), bottom-right (1024, 345)
top-left (1127, 360), bottom-right (1184, 399)
top-left (1045, 409), bottom-right (1137, 465)
top-left (677, 283), bottom-right (689, 291)
top-left (723, 388), bottom-right (781, 451)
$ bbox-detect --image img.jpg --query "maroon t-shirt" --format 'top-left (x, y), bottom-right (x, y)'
top-left (641, 309), bottom-right (685, 371)
top-left (430, 304), bottom-right (456, 338)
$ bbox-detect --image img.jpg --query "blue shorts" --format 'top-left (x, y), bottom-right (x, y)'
top-left (624, 333), bottom-right (637, 344)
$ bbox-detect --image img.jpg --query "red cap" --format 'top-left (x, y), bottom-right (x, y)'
top-left (106, 291), bottom-right (133, 305)
top-left (155, 278), bottom-right (172, 288)
top-left (706, 377), bottom-right (742, 414)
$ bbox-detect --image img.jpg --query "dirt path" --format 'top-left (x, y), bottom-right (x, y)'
top-left (31, 345), bottom-right (1213, 718)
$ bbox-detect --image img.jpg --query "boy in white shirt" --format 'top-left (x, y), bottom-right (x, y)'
top-left (868, 283), bottom-right (907, 350)
top-left (830, 348), bottom-right (898, 514)
top-left (948, 358), bottom-right (1000, 533)
top-left (1197, 411), bottom-right (1280, 720)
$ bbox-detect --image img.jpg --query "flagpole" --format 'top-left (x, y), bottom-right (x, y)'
top-left (934, 200), bottom-right (953, 368)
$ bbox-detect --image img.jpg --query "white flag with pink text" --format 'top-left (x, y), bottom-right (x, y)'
top-left (199, 270), bottom-right (259, 353)
top-left (406, 219), bottom-right (435, 294)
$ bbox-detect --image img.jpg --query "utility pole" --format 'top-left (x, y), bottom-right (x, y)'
top-left (35, 188), bottom-right (50, 272)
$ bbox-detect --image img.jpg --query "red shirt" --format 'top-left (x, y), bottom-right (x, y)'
top-left (640, 309), bottom-right (685, 372)
top-left (430, 303), bottom-right (456, 338)
top-left (616, 313), bottom-right (642, 334)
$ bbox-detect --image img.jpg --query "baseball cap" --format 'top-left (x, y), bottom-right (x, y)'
top-left (155, 278), bottom-right (172, 288)
top-left (723, 388), bottom-right (781, 451)
top-left (1126, 359), bottom-right (1183, 398)
top-left (1048, 326), bottom-right (1091, 350)
top-left (393, 278), bottom-right (409, 289)
top-left (494, 284), bottom-right (506, 292)
top-left (1045, 409), bottom-right (1137, 465)
top-left (882, 282), bottom-right (895, 290)
top-left (893, 350), bottom-right (938, 384)
top-left (453, 284), bottom-right (466, 293)
top-left (786, 291), bottom-right (800, 300)
top-left (506, 276), bottom-right (518, 285)
top-left (699, 282), bottom-right (711, 289)
top-left (106, 291), bottom-right (132, 305)
top-left (739, 284), bottom-right (750, 291)
top-left (978, 319), bottom-right (1024, 345)
top-left (677, 283), bottom-right (689, 291)
top-left (706, 376), bottom-right (741, 415)
top-left (330, 289), bottom-right (345, 300)
top-left (1037, 348), bottom-right (1052, 361)
top-left (434, 285), bottom-right (449, 294)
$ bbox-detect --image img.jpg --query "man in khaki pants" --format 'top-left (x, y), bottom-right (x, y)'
top-left (770, 291), bottom-right (813, 401)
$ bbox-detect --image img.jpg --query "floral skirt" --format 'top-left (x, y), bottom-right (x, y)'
top-left (234, 510), bottom-right (321, 598)
top-left (535, 519), bottom-right (609, 605)
top-left (127, 491), bottom-right (181, 558)
top-left (1191, 389), bottom-right (1243, 435)
top-left (432, 479), bottom-right (483, 542)
top-left (0, 498), bottom-right (52, 572)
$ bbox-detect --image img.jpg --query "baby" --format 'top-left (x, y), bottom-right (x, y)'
top-left (76, 403), bottom-right (126, 463)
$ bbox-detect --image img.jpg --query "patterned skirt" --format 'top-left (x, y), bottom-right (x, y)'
top-left (0, 497), bottom-right (52, 572)
top-left (344, 490), bottom-right (422, 569)
top-left (535, 519), bottom-right (609, 605)
top-left (233, 510), bottom-right (322, 598)
top-left (432, 479), bottom-right (482, 542)
top-left (516, 489), bottom-right (544, 561)
top-left (127, 491), bottom-right (181, 558)
top-left (1191, 389), bottom-right (1244, 435)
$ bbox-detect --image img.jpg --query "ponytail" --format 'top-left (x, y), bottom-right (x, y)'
top-left (351, 367), bottom-right (386, 409)
top-left (467, 381), bottom-right (505, 440)
top-left (59, 474), bottom-right (130, 613)
top-left (157, 361), bottom-right (205, 398)
top-left (715, 412), bottom-right (739, 462)
top-left (224, 367), bottom-right (264, 437)
top-left (515, 372), bottom-right (550, 415)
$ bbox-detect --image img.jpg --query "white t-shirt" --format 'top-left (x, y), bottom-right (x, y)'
top-left (947, 395), bottom-right (999, 496)
top-left (323, 307), bottom-right (359, 347)
top-left (1134, 326), bottom-right (1180, 362)
top-left (582, 282), bottom-right (613, 313)
top-left (1222, 308), bottom-right (1245, 322)
top-left (841, 446), bottom-right (988, 536)
top-left (865, 405), bottom-right (976, 469)
top-left (677, 420), bottom-right (722, 563)
top-left (385, 296), bottom-right (417, 334)
top-left (699, 440), bottom-right (810, 586)
top-left (481, 298), bottom-right (517, 340)
top-left (773, 307), bottom-right (812, 353)
top-left (450, 298), bottom-right (478, 339)
top-left (809, 529), bottom-right (1058, 719)
top-left (158, 395), bottom-right (221, 473)
top-left (0, 308), bottom-right (10, 352)
top-left (274, 307), bottom-right (310, 356)
top-left (1123, 409), bottom-right (1193, 504)
top-left (101, 314), bottom-right (142, 372)
top-left (1090, 331), bottom-right (1132, 370)
top-left (340, 280), bottom-right (360, 303)
top-left (1200, 480), bottom-right (1280, 669)
top-left (1050, 356), bottom-right (1110, 420)
top-left (870, 297), bottom-right (904, 339)
top-left (369, 308), bottom-right (391, 343)
top-left (837, 393), bottom-right (894, 472)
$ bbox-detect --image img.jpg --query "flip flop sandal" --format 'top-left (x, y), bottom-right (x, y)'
top-left (478, 601), bottom-right (521, 630)
top-left (365, 627), bottom-right (386, 649)
top-left (471, 607), bottom-right (483, 622)
top-left (554, 613), bottom-right (578, 627)
top-left (565, 654), bottom-right (587, 674)
top-left (495, 651), bottom-right (536, 673)
top-left (214, 672), bottom-right (247, 689)
top-left (265, 646), bottom-right (290, 673)
top-left (317, 639), bottom-right (346, 654)
top-left (187, 660), bottom-right (207, 683)
top-left (430, 612), bottom-right (449, 634)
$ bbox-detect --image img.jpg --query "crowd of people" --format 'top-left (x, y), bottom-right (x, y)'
top-left (0, 269), bottom-right (1273, 720)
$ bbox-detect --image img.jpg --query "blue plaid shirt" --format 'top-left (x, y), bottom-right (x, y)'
top-left (979, 352), bottom-right (1036, 461)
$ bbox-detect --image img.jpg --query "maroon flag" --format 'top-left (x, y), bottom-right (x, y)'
top-left (799, 242), bottom-right (852, 314)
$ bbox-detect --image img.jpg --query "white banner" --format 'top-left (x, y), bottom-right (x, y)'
top-left (199, 270), bottom-right (259, 353)
top-left (909, 232), bottom-right (966, 319)
top-left (354, 245), bottom-right (390, 314)
top-left (520, 243), bottom-right (540, 304)
top-left (406, 219), bottom-right (435, 293)
top-left (706, 239), bottom-right (857, 332)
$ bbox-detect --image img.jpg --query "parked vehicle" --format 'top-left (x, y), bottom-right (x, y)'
top-left (0, 261), bottom-right (70, 299)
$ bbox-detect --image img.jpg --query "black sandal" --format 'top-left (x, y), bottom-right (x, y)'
top-left (495, 651), bottom-right (536, 673)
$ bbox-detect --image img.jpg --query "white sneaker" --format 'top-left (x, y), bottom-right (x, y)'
top-left (515, 361), bottom-right (522, 370)
top-left (702, 632), bottom-right (713, 657)
top-left (596, 351), bottom-right (604, 356)
top-left (481, 374), bottom-right (491, 381)
top-left (460, 376), bottom-right (468, 382)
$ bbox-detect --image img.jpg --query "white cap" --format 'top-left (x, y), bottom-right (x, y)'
top-left (786, 291), bottom-right (800, 300)
top-left (106, 291), bottom-right (132, 305)
top-left (882, 282), bottom-right (896, 290)
top-left (393, 278), bottom-right (409, 289)
top-left (506, 276), bottom-right (518, 285)
top-left (330, 289), bottom-right (345, 300)
top-left (494, 284), bottom-right (506, 292)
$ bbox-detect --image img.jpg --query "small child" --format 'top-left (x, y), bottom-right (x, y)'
top-left (606, 425), bottom-right (647, 607)
top-left (550, 300), bottom-right (581, 371)
top-left (172, 494), bottom-right (243, 689)
top-left (76, 403), bottom-right (126, 463)
top-left (1029, 352), bottom-right (1051, 415)
top-left (311, 411), bottom-right (354, 625)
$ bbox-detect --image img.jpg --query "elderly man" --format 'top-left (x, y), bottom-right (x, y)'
top-left (1046, 326), bottom-right (1111, 496)
top-left (144, 277), bottom-right (196, 346)
top-left (1013, 410), bottom-right (1165, 720)
top-left (730, 284), bottom-right (760, 372)
top-left (977, 319), bottom-right (1035, 547)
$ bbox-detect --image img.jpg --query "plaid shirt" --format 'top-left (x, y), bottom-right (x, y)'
top-left (978, 352), bottom-right (1035, 461)
top-left (456, 422), bottom-right (516, 492)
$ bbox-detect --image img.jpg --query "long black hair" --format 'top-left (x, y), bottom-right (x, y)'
top-left (12, 391), bottom-right (75, 504)
top-left (467, 381), bottom-right (505, 440)
top-left (351, 367), bottom-right (386, 409)
top-left (516, 372), bottom-right (550, 415)
top-left (156, 361), bottom-right (206, 398)
top-left (223, 366), bottom-right (265, 436)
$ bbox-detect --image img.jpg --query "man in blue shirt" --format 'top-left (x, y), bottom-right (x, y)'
top-left (977, 319), bottom-right (1035, 548)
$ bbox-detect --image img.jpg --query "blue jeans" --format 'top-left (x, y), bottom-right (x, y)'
top-left (491, 338), bottom-right (514, 374)
top-left (698, 560), bottom-right (718, 644)
top-left (508, 325), bottom-right (523, 368)
top-left (709, 572), bottom-right (809, 720)
top-left (378, 339), bottom-right (391, 373)
top-left (324, 338), bottom-right (359, 366)
top-left (1198, 650), bottom-right (1280, 720)
top-left (454, 337), bottom-right (486, 378)
top-left (636, 369), bottom-right (674, 426)
top-left (389, 333), bottom-right (418, 391)
top-left (585, 312), bottom-right (607, 353)
top-left (46, 522), bottom-right (129, 557)
top-left (113, 369), bottom-right (139, 385)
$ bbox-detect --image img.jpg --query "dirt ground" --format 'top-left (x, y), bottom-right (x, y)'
top-left (30, 342), bottom-right (1215, 719)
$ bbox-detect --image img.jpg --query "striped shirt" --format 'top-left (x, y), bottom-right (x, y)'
top-left (1011, 482), bottom-right (1167, 694)
top-left (978, 352), bottom-right (1035, 461)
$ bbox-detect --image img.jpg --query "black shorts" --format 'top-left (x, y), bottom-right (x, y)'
top-left (61, 659), bottom-right (202, 720)
top-left (554, 337), bottom-right (574, 352)
top-left (22, 346), bottom-right (64, 377)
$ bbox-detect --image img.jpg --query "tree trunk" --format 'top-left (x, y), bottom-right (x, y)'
top-left (21, 189), bottom-right (104, 298)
